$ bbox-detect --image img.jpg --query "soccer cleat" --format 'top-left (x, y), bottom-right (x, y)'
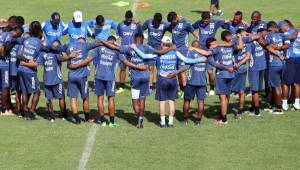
top-left (292, 104), bottom-right (300, 110)
top-left (282, 105), bottom-right (289, 111)
top-left (167, 124), bottom-right (174, 128)
top-left (263, 106), bottom-right (274, 113)
top-left (62, 112), bottom-right (68, 121)
top-left (181, 119), bottom-right (188, 125)
top-left (116, 87), bottom-right (124, 94)
top-left (215, 119), bottom-right (228, 125)
top-left (159, 123), bottom-right (166, 128)
top-left (109, 122), bottom-right (120, 128)
top-left (48, 112), bottom-right (56, 122)
top-left (271, 109), bottom-right (284, 115)
top-left (216, 11), bottom-right (224, 16)
top-left (98, 120), bottom-right (107, 127)
top-left (235, 114), bottom-right (242, 120)
top-left (246, 93), bottom-right (252, 98)
top-left (73, 114), bottom-right (81, 124)
top-left (28, 112), bottom-right (36, 120)
top-left (209, 90), bottom-right (215, 96)
top-left (194, 120), bottom-right (201, 126)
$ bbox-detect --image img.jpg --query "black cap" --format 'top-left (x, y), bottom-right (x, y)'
top-left (51, 12), bottom-right (60, 21)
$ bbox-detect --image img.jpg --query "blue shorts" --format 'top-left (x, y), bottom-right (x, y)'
top-left (155, 77), bottom-right (178, 101)
top-left (67, 77), bottom-right (89, 99)
top-left (216, 78), bottom-right (233, 95)
top-left (249, 70), bottom-right (264, 92)
top-left (231, 72), bottom-right (247, 92)
top-left (45, 83), bottom-right (64, 99)
top-left (94, 79), bottom-right (115, 97)
top-left (131, 77), bottom-right (150, 98)
top-left (184, 84), bottom-right (206, 100)
top-left (282, 58), bottom-right (300, 85)
top-left (268, 66), bottom-right (282, 88)
top-left (0, 66), bottom-right (9, 89)
top-left (211, 0), bottom-right (219, 5)
top-left (18, 71), bottom-right (40, 93)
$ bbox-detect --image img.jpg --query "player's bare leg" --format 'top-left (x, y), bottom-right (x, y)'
top-left (59, 97), bottom-right (67, 120)
top-left (293, 83), bottom-right (300, 110)
top-left (83, 97), bottom-right (93, 123)
top-left (167, 100), bottom-right (175, 127)
top-left (159, 101), bottom-right (166, 127)
top-left (207, 69), bottom-right (216, 95)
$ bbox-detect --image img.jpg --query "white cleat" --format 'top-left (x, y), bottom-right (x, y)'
top-left (209, 90), bottom-right (215, 96)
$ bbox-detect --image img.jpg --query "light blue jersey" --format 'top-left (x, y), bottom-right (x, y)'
top-left (87, 18), bottom-right (118, 40)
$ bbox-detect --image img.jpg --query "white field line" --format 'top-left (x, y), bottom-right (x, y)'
top-left (78, 1), bottom-right (140, 169)
top-left (78, 124), bottom-right (98, 170)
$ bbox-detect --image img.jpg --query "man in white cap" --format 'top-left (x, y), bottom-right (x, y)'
top-left (63, 11), bottom-right (93, 43)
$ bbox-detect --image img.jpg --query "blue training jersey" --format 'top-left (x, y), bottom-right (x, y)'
top-left (91, 45), bottom-right (123, 81)
top-left (187, 50), bottom-right (206, 86)
top-left (211, 46), bottom-right (237, 79)
top-left (265, 32), bottom-right (286, 67)
top-left (155, 50), bottom-right (181, 77)
top-left (142, 19), bottom-right (169, 49)
top-left (65, 42), bottom-right (98, 78)
top-left (9, 44), bottom-right (21, 76)
top-left (18, 37), bottom-right (43, 73)
top-left (285, 28), bottom-right (300, 59)
top-left (223, 21), bottom-right (248, 35)
top-left (63, 21), bottom-right (93, 43)
top-left (37, 51), bottom-right (63, 85)
top-left (0, 32), bottom-right (13, 68)
top-left (169, 18), bottom-right (194, 54)
top-left (120, 44), bottom-right (154, 79)
top-left (42, 20), bottom-right (66, 45)
top-left (117, 21), bottom-right (142, 45)
top-left (193, 19), bottom-right (225, 47)
top-left (247, 21), bottom-right (267, 34)
top-left (249, 41), bottom-right (267, 71)
top-left (87, 18), bottom-right (118, 40)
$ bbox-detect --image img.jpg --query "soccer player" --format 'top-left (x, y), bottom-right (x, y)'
top-left (17, 21), bottom-right (43, 120)
top-left (231, 29), bottom-right (251, 119)
top-left (87, 15), bottom-right (118, 40)
top-left (248, 11), bottom-right (268, 34)
top-left (63, 11), bottom-right (93, 43)
top-left (142, 13), bottom-right (169, 92)
top-left (192, 11), bottom-right (227, 95)
top-left (90, 36), bottom-right (147, 127)
top-left (247, 28), bottom-right (268, 116)
top-left (42, 12), bottom-right (66, 46)
top-left (61, 38), bottom-right (102, 124)
top-left (173, 40), bottom-right (208, 125)
top-left (37, 40), bottom-right (78, 122)
top-left (278, 21), bottom-right (300, 110)
top-left (167, 11), bottom-right (199, 98)
top-left (116, 10), bottom-right (142, 94)
top-left (0, 26), bottom-right (24, 115)
top-left (210, 0), bottom-right (223, 16)
top-left (223, 11), bottom-right (248, 35)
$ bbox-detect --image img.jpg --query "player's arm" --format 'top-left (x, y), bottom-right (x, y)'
top-left (68, 56), bottom-right (94, 69)
top-left (234, 52), bottom-right (251, 69)
top-left (266, 45), bottom-right (285, 61)
top-left (235, 35), bottom-right (244, 50)
top-left (122, 60), bottom-right (149, 71)
top-left (154, 45), bottom-right (176, 55)
top-left (60, 51), bottom-right (79, 62)
top-left (189, 47), bottom-right (213, 56)
top-left (130, 45), bottom-right (157, 59)
top-left (100, 40), bottom-right (120, 51)
top-left (167, 65), bottom-right (191, 79)
top-left (176, 51), bottom-right (207, 64)
top-left (20, 59), bottom-right (38, 68)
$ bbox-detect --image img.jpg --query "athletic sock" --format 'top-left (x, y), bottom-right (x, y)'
top-left (210, 85), bottom-right (215, 91)
top-left (218, 10), bottom-right (222, 12)
top-left (160, 116), bottom-right (165, 125)
top-left (168, 116), bottom-right (174, 125)
top-left (120, 83), bottom-right (125, 88)
top-left (99, 116), bottom-right (105, 122)
top-left (255, 107), bottom-right (260, 115)
top-left (282, 99), bottom-right (288, 109)
top-left (294, 98), bottom-right (300, 106)
top-left (109, 116), bottom-right (115, 124)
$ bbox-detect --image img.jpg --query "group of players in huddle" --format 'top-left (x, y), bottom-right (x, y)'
top-left (0, 9), bottom-right (299, 128)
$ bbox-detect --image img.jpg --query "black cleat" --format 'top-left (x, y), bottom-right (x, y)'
top-left (194, 120), bottom-right (201, 126)
top-left (160, 123), bottom-right (166, 128)
top-left (48, 112), bottom-right (56, 122)
top-left (136, 118), bottom-right (144, 129)
top-left (181, 119), bottom-right (188, 125)
top-left (73, 114), bottom-right (81, 124)
top-left (167, 124), bottom-right (174, 128)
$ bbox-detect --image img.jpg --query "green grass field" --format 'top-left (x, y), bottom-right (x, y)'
top-left (0, 0), bottom-right (300, 169)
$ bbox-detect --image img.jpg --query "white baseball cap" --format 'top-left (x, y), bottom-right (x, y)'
top-left (162, 36), bottom-right (172, 44)
top-left (73, 11), bottom-right (83, 22)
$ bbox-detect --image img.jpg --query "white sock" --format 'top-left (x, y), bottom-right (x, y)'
top-left (139, 116), bottom-right (143, 120)
top-left (169, 116), bottom-right (174, 125)
top-left (218, 10), bottom-right (222, 12)
top-left (282, 99), bottom-right (288, 109)
top-left (160, 116), bottom-right (165, 125)
top-left (294, 98), bottom-right (300, 106)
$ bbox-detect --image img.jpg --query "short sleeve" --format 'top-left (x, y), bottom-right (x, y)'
top-left (91, 48), bottom-right (99, 66)
top-left (120, 45), bottom-right (130, 54)
top-left (36, 53), bottom-right (44, 65)
top-left (192, 21), bottom-right (199, 29)
top-left (145, 45), bottom-right (155, 54)
top-left (111, 20), bottom-right (118, 30)
top-left (186, 21), bottom-right (195, 33)
top-left (118, 53), bottom-right (126, 62)
top-left (142, 20), bottom-right (149, 30)
top-left (215, 20), bottom-right (225, 28)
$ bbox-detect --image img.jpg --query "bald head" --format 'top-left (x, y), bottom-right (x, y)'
top-left (251, 11), bottom-right (262, 24)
